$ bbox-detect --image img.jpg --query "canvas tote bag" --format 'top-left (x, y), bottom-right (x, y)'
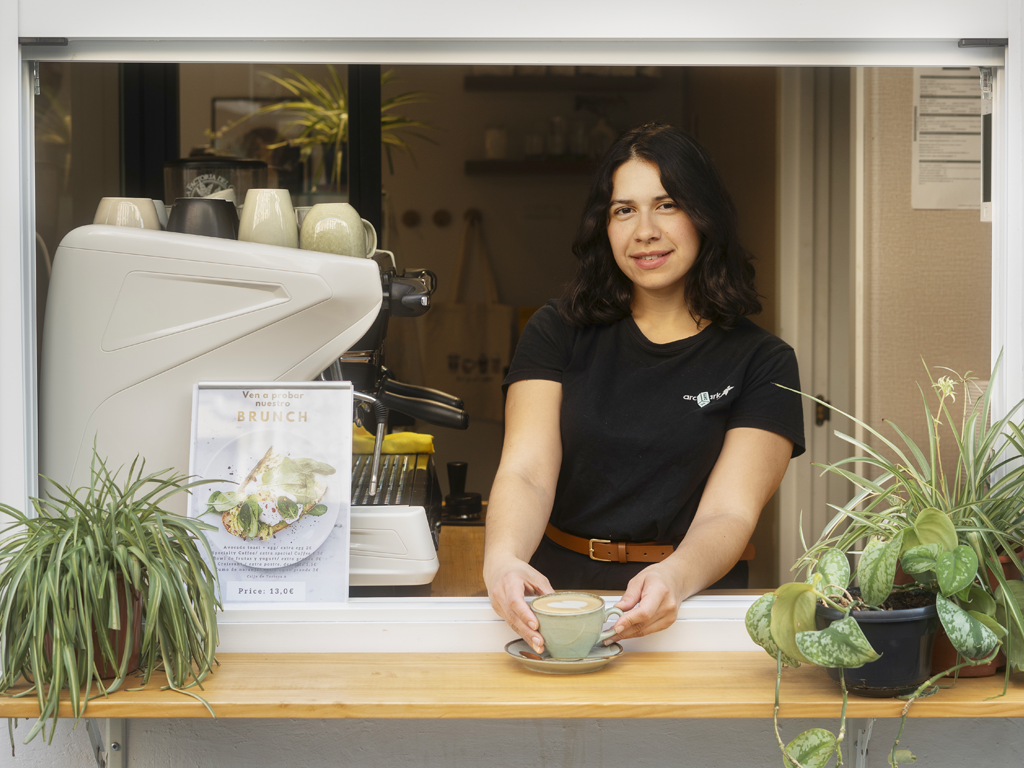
top-left (418, 211), bottom-right (515, 423)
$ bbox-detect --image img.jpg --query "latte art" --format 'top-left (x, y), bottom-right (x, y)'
top-left (533, 592), bottom-right (604, 615)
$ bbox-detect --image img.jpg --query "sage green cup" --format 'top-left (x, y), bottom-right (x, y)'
top-left (531, 591), bottom-right (623, 660)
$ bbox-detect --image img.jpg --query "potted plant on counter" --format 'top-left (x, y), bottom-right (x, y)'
top-left (0, 448), bottom-right (221, 747)
top-left (747, 362), bottom-right (1024, 767)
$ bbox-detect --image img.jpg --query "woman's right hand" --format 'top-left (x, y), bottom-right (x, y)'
top-left (485, 557), bottom-right (553, 654)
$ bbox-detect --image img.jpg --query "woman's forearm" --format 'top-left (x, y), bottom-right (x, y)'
top-left (483, 469), bottom-right (554, 576)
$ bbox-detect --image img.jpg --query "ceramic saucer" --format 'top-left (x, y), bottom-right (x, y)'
top-left (504, 639), bottom-right (623, 674)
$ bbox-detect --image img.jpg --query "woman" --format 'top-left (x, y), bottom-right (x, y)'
top-left (482, 123), bottom-right (805, 654)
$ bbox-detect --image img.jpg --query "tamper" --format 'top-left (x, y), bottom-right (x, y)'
top-left (445, 461), bottom-right (482, 520)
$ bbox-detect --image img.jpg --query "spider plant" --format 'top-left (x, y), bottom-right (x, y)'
top-left (0, 448), bottom-right (221, 747)
top-left (210, 65), bottom-right (435, 189)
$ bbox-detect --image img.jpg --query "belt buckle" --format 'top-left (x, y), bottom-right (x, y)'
top-left (588, 538), bottom-right (612, 561)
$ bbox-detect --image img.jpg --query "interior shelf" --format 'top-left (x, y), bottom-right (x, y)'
top-left (464, 75), bottom-right (659, 93)
top-left (465, 158), bottom-right (596, 175)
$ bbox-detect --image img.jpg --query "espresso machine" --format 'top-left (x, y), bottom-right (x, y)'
top-left (39, 225), bottom-right (467, 588)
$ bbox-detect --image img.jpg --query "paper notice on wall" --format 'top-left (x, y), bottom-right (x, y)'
top-left (188, 382), bottom-right (352, 607)
top-left (912, 67), bottom-right (981, 210)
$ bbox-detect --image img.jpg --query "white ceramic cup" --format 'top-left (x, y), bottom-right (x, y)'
top-left (152, 200), bottom-right (168, 229)
top-left (93, 197), bottom-right (162, 230)
top-left (299, 203), bottom-right (377, 258)
top-left (238, 189), bottom-right (298, 248)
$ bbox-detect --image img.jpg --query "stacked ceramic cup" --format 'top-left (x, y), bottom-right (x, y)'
top-left (93, 198), bottom-right (165, 230)
top-left (238, 189), bottom-right (299, 248)
top-left (299, 203), bottom-right (377, 258)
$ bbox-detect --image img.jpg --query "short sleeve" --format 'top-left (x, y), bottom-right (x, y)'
top-left (726, 342), bottom-right (806, 458)
top-left (502, 301), bottom-right (574, 394)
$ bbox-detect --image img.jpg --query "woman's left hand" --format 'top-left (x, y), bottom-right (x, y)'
top-left (606, 562), bottom-right (685, 642)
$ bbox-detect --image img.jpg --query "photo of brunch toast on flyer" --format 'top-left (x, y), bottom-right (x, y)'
top-left (204, 446), bottom-right (337, 541)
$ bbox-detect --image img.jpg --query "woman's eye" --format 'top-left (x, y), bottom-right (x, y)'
top-left (659, 201), bottom-right (677, 211)
top-left (613, 206), bottom-right (634, 216)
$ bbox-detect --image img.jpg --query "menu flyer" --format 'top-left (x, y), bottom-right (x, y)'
top-left (188, 382), bottom-right (352, 607)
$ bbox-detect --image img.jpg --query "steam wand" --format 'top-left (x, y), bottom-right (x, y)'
top-left (353, 391), bottom-right (388, 496)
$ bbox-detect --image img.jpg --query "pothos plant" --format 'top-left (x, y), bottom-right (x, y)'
top-left (747, 361), bottom-right (1024, 767)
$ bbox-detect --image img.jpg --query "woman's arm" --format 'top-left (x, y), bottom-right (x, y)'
top-left (483, 379), bottom-right (563, 652)
top-left (607, 427), bottom-right (794, 642)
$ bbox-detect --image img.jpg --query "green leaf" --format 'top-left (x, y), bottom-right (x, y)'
top-left (783, 728), bottom-right (837, 768)
top-left (969, 611), bottom-right (1007, 640)
top-left (900, 529), bottom-right (921, 555)
top-left (936, 545), bottom-right (979, 597)
top-left (961, 586), bottom-right (997, 617)
top-left (277, 497), bottom-right (300, 521)
top-left (306, 504), bottom-right (328, 517)
top-left (795, 616), bottom-right (881, 668)
top-left (815, 550), bottom-right (851, 597)
top-left (292, 458), bottom-right (337, 476)
top-left (745, 594), bottom-right (802, 667)
top-left (239, 497), bottom-right (261, 539)
top-left (889, 749), bottom-right (917, 765)
top-left (770, 583), bottom-right (817, 665)
top-left (900, 543), bottom-right (942, 575)
top-left (936, 595), bottom-right (999, 659)
top-left (996, 581), bottom-right (1024, 671)
top-left (914, 508), bottom-right (957, 553)
top-left (209, 491), bottom-right (240, 513)
top-left (858, 532), bottom-right (904, 607)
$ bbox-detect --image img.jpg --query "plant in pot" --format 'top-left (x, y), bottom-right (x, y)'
top-left (208, 65), bottom-right (436, 191)
top-left (0, 448), bottom-right (221, 747)
top-left (747, 362), bottom-right (1024, 767)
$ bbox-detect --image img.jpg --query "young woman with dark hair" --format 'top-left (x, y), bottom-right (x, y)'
top-left (483, 123), bottom-right (805, 654)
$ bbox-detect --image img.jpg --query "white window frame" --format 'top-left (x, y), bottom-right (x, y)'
top-left (3, 0), bottom-right (1020, 652)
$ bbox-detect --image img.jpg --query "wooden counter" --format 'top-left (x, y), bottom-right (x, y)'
top-left (3, 652), bottom-right (1024, 720)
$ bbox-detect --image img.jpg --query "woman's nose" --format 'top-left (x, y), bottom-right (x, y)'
top-left (634, 211), bottom-right (661, 241)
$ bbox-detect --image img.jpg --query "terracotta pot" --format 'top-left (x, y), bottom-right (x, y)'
top-left (986, 549), bottom-right (1024, 591)
top-left (894, 563), bottom-right (916, 586)
top-left (930, 628), bottom-right (1003, 677)
top-left (45, 576), bottom-right (142, 679)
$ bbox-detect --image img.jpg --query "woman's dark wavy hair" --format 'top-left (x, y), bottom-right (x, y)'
top-left (560, 122), bottom-right (761, 329)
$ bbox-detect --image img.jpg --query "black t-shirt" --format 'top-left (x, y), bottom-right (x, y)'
top-left (502, 300), bottom-right (805, 546)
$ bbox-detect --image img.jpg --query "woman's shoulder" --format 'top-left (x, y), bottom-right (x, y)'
top-left (721, 317), bottom-right (795, 354)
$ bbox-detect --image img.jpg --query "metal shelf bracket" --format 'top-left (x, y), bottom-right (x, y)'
top-left (86, 719), bottom-right (126, 768)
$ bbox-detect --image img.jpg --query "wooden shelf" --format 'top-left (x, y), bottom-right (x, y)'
top-left (3, 652), bottom-right (1024, 720)
top-left (464, 75), bottom-right (659, 93)
top-left (465, 159), bottom-right (596, 176)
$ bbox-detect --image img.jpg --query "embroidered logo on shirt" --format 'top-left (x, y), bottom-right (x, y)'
top-left (686, 385), bottom-right (735, 408)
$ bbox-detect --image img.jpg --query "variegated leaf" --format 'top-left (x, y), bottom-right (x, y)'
top-left (858, 532), bottom-right (904, 607)
top-left (936, 595), bottom-right (999, 659)
top-left (914, 508), bottom-right (957, 553)
top-left (745, 593), bottom-right (801, 667)
top-left (815, 549), bottom-right (851, 597)
top-left (770, 583), bottom-right (817, 665)
top-left (783, 728), bottom-right (837, 768)
top-left (936, 545), bottom-right (979, 597)
top-left (900, 543), bottom-right (942, 575)
top-left (795, 616), bottom-right (881, 668)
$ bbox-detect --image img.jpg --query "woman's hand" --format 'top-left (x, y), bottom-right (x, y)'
top-left (485, 557), bottom-right (553, 653)
top-left (606, 561), bottom-right (686, 642)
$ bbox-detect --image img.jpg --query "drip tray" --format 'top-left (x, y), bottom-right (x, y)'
top-left (351, 453), bottom-right (431, 506)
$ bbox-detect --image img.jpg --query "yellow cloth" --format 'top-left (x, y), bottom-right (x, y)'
top-left (352, 425), bottom-right (435, 454)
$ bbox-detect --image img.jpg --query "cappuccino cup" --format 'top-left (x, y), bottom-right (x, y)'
top-left (531, 591), bottom-right (623, 660)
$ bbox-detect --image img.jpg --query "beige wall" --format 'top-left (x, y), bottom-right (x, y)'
top-left (862, 68), bottom-right (991, 458)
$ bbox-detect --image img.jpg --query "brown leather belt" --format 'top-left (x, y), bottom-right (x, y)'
top-left (544, 524), bottom-right (757, 564)
top-left (545, 523), bottom-right (675, 563)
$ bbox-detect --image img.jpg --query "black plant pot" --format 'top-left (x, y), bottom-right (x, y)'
top-left (816, 593), bottom-right (940, 698)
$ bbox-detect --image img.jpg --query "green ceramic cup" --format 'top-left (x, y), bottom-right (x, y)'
top-left (531, 591), bottom-right (623, 660)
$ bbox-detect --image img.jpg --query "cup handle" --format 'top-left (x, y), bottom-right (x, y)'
top-left (598, 606), bottom-right (623, 643)
top-left (361, 218), bottom-right (378, 257)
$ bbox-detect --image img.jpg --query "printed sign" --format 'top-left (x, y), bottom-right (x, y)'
top-left (188, 382), bottom-right (352, 607)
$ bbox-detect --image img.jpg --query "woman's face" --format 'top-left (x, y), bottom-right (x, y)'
top-left (606, 158), bottom-right (701, 301)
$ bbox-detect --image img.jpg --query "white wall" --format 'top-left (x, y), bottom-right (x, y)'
top-left (3, 715), bottom-right (1023, 767)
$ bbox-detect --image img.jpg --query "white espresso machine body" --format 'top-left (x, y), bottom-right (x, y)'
top-left (40, 225), bottom-right (383, 514)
